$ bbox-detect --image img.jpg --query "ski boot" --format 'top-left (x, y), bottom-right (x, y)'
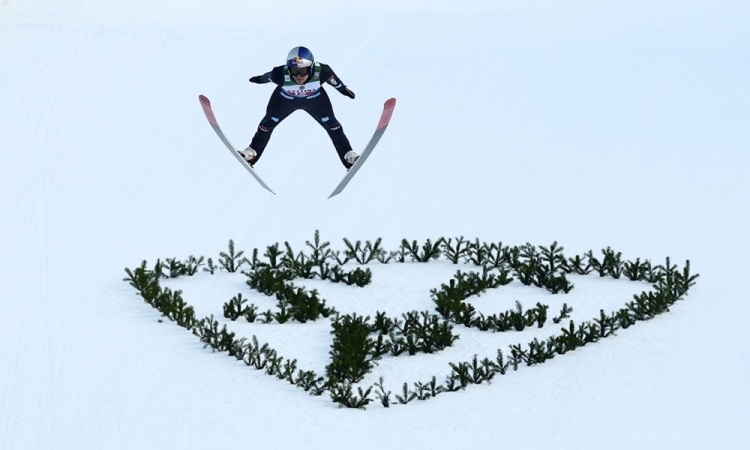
top-left (239, 147), bottom-right (258, 166)
top-left (344, 150), bottom-right (360, 169)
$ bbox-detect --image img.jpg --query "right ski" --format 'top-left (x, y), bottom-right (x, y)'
top-left (198, 95), bottom-right (275, 195)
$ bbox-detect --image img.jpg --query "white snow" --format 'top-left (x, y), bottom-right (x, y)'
top-left (1, 0), bottom-right (749, 449)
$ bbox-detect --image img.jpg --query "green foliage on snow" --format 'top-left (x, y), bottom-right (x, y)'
top-left (123, 230), bottom-right (699, 410)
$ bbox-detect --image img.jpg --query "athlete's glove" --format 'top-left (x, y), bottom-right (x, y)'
top-left (342, 87), bottom-right (355, 99)
top-left (249, 76), bottom-right (264, 84)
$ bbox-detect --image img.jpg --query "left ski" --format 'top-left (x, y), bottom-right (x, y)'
top-left (198, 95), bottom-right (275, 195)
top-left (328, 98), bottom-right (396, 199)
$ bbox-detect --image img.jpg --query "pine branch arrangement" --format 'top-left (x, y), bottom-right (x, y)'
top-left (329, 383), bottom-right (373, 409)
top-left (123, 232), bottom-right (700, 410)
top-left (123, 260), bottom-right (160, 303)
top-left (483, 242), bottom-right (513, 269)
top-left (262, 243), bottom-right (283, 269)
top-left (218, 239), bottom-right (248, 273)
top-left (343, 237), bottom-right (385, 264)
top-left (623, 258), bottom-right (649, 281)
top-left (305, 230), bottom-right (334, 266)
top-left (326, 313), bottom-right (379, 385)
top-left (396, 382), bottom-right (418, 404)
top-left (374, 377), bottom-right (392, 407)
top-left (223, 293), bottom-right (248, 321)
top-left (280, 242), bottom-right (316, 278)
top-left (553, 303), bottom-right (574, 324)
top-left (294, 370), bottom-right (326, 394)
top-left (203, 257), bottom-right (219, 274)
top-left (163, 257), bottom-right (186, 278)
top-left (567, 254), bottom-right (593, 275)
top-left (465, 238), bottom-right (490, 266)
top-left (400, 238), bottom-right (444, 262)
top-left (442, 236), bottom-right (471, 264)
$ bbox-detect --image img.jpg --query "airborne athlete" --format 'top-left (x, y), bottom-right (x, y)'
top-left (240, 46), bottom-right (359, 169)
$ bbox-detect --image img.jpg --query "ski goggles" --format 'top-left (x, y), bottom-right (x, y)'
top-left (289, 67), bottom-right (309, 77)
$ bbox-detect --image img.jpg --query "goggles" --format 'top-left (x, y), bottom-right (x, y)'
top-left (289, 67), bottom-right (309, 77)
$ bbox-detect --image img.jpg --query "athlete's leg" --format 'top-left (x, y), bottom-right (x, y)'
top-left (302, 91), bottom-right (353, 168)
top-left (247, 90), bottom-right (298, 163)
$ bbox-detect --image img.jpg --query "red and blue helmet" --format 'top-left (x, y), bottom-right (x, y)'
top-left (286, 46), bottom-right (314, 78)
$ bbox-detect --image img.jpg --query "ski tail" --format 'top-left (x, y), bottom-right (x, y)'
top-left (198, 95), bottom-right (276, 195)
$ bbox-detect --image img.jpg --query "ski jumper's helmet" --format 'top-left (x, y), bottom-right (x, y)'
top-left (286, 46), bottom-right (314, 78)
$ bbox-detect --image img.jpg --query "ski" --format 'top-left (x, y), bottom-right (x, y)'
top-left (198, 95), bottom-right (275, 195)
top-left (328, 98), bottom-right (396, 199)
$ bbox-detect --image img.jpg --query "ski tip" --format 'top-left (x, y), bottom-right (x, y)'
top-left (377, 98), bottom-right (396, 130)
top-left (199, 95), bottom-right (218, 125)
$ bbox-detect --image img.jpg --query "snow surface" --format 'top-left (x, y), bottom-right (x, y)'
top-left (1, 0), bottom-right (749, 449)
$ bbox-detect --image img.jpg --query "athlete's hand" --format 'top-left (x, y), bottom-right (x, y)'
top-left (342, 87), bottom-right (355, 99)
top-left (249, 76), bottom-right (264, 84)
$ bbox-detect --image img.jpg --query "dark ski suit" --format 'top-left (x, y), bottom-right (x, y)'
top-left (248, 63), bottom-right (354, 167)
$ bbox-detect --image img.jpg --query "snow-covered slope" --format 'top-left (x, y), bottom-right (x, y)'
top-left (1, 1), bottom-right (748, 449)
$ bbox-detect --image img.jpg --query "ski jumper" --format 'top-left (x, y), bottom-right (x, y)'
top-left (248, 63), bottom-right (354, 167)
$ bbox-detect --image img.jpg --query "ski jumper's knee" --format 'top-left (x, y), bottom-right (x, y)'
top-left (259, 115), bottom-right (282, 132)
top-left (316, 115), bottom-right (342, 131)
